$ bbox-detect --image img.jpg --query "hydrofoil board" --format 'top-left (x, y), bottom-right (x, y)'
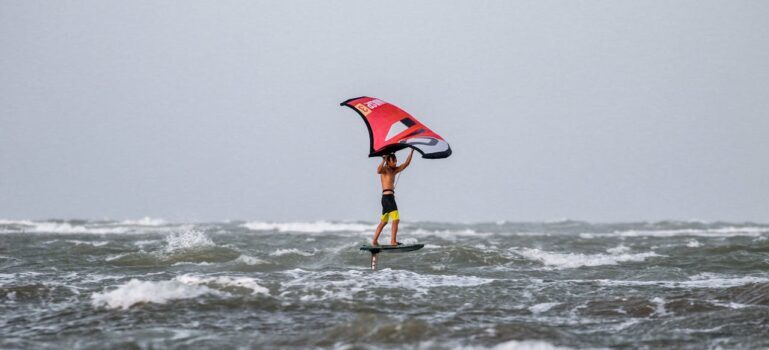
top-left (360, 243), bottom-right (424, 254)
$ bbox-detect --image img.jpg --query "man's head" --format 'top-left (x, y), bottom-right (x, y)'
top-left (386, 153), bottom-right (397, 168)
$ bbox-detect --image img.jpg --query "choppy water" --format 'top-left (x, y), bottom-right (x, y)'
top-left (1, 219), bottom-right (769, 349)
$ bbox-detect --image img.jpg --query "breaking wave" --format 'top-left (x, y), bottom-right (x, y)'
top-left (586, 273), bottom-right (769, 289)
top-left (0, 219), bottom-right (179, 234)
top-left (119, 217), bottom-right (167, 226)
top-left (269, 248), bottom-right (316, 257)
top-left (241, 221), bottom-right (373, 233)
top-left (164, 230), bottom-right (214, 252)
top-left (91, 274), bottom-right (269, 310)
top-left (579, 226), bottom-right (768, 238)
top-left (514, 248), bottom-right (661, 269)
top-left (0, 221), bottom-right (131, 234)
top-left (91, 278), bottom-right (221, 310)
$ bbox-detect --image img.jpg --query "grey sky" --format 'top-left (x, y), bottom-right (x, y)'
top-left (1, 1), bottom-right (768, 222)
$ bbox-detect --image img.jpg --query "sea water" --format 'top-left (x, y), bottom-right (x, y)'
top-left (1, 219), bottom-right (768, 349)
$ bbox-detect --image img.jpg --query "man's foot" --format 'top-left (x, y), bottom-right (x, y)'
top-left (371, 240), bottom-right (379, 246)
top-left (389, 241), bottom-right (402, 246)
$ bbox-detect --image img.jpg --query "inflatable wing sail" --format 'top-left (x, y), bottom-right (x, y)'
top-left (340, 96), bottom-right (452, 159)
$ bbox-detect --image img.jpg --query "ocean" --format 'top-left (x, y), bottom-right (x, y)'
top-left (1, 219), bottom-right (768, 349)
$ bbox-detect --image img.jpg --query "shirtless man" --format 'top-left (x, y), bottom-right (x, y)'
top-left (372, 149), bottom-right (414, 246)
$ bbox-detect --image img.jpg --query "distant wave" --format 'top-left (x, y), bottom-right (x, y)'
top-left (3, 219), bottom-right (766, 239)
top-left (269, 248), bottom-right (316, 257)
top-left (0, 221), bottom-right (131, 234)
top-left (586, 273), bottom-right (769, 289)
top-left (0, 219), bottom-right (181, 235)
top-left (579, 226), bottom-right (768, 238)
top-left (241, 221), bottom-right (374, 233)
top-left (514, 248), bottom-right (661, 269)
top-left (410, 228), bottom-right (494, 237)
top-left (119, 217), bottom-right (167, 226)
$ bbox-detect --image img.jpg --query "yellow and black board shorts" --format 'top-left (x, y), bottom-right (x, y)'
top-left (380, 194), bottom-right (399, 222)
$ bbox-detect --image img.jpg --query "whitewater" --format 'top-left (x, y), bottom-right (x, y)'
top-left (1, 219), bottom-right (768, 349)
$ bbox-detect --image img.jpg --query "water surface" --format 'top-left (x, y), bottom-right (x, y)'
top-left (1, 219), bottom-right (768, 349)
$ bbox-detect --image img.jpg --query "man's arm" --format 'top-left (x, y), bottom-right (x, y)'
top-left (395, 149), bottom-right (415, 173)
top-left (377, 156), bottom-right (386, 174)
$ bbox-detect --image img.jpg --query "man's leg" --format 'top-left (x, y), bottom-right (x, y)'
top-left (390, 219), bottom-right (400, 245)
top-left (373, 218), bottom-right (387, 246)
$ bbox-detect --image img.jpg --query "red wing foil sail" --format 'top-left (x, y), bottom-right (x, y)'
top-left (340, 96), bottom-right (452, 159)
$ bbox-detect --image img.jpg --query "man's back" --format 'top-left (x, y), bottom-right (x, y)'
top-left (380, 168), bottom-right (396, 190)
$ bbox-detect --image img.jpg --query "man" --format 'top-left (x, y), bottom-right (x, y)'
top-left (372, 149), bottom-right (414, 246)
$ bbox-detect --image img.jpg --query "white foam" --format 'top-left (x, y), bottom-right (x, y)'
top-left (234, 254), bottom-right (268, 265)
top-left (606, 244), bottom-right (630, 254)
top-left (172, 261), bottom-right (213, 266)
top-left (710, 300), bottom-right (750, 309)
top-left (491, 340), bottom-right (574, 350)
top-left (451, 340), bottom-right (575, 350)
top-left (607, 318), bottom-right (639, 332)
top-left (5, 221), bottom-right (130, 234)
top-left (0, 272), bottom-right (44, 286)
top-left (528, 302), bottom-right (559, 314)
top-left (579, 226), bottom-right (768, 238)
top-left (120, 217), bottom-right (167, 226)
top-left (680, 325), bottom-right (727, 334)
top-left (91, 274), bottom-right (269, 309)
top-left (410, 228), bottom-right (493, 237)
top-left (430, 264), bottom-right (447, 271)
top-left (515, 248), bottom-right (660, 269)
top-left (279, 268), bottom-right (493, 302)
top-left (134, 239), bottom-right (160, 247)
top-left (242, 221), bottom-right (373, 233)
top-left (686, 239), bottom-right (702, 248)
top-left (651, 297), bottom-right (668, 316)
top-left (581, 275), bottom-right (769, 289)
top-left (66, 240), bottom-right (109, 247)
top-left (105, 253), bottom-right (129, 262)
top-left (175, 275), bottom-right (269, 295)
top-left (164, 230), bottom-right (214, 252)
top-left (415, 229), bottom-right (557, 238)
top-left (269, 248), bottom-right (315, 257)
top-left (69, 273), bottom-right (125, 284)
top-left (0, 219), bottom-right (36, 225)
top-left (91, 278), bottom-right (221, 310)
top-left (0, 219), bottom-right (180, 234)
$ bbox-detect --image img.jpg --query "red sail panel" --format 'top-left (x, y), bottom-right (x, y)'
top-left (340, 96), bottom-right (452, 159)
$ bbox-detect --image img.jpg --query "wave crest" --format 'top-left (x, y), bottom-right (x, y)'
top-left (241, 221), bottom-right (373, 233)
top-left (91, 278), bottom-right (220, 310)
top-left (514, 248), bottom-right (660, 269)
top-left (91, 274), bottom-right (269, 310)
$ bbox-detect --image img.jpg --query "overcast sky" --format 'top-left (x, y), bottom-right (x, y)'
top-left (1, 1), bottom-right (768, 223)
